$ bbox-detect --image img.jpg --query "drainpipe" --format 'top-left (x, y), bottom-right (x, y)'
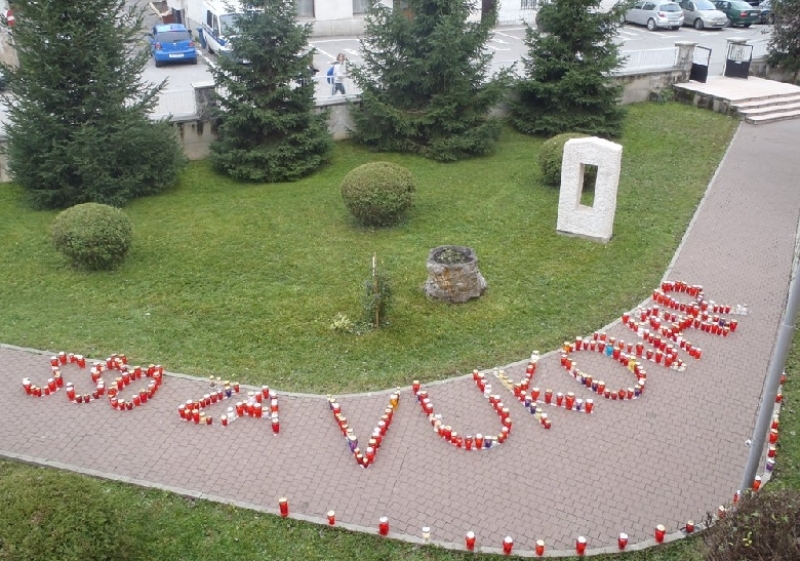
top-left (740, 257), bottom-right (800, 492)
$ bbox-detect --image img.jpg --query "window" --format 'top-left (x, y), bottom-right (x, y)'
top-left (643, 2), bottom-right (656, 9)
top-left (210, 13), bottom-right (220, 36)
top-left (353, 0), bottom-right (369, 14)
top-left (521, 0), bottom-right (537, 8)
top-left (296, 0), bottom-right (314, 17)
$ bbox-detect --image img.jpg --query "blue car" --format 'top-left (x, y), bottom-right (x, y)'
top-left (149, 24), bottom-right (198, 67)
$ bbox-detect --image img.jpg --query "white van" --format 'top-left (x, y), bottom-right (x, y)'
top-left (182, 0), bottom-right (247, 57)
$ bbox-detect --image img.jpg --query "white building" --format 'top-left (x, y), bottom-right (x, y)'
top-left (165, 0), bottom-right (537, 37)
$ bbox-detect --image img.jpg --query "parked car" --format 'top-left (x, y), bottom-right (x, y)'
top-left (679, 0), bottom-right (729, 28)
top-left (712, 0), bottom-right (760, 26)
top-left (758, 0), bottom-right (773, 23)
top-left (623, 1), bottom-right (684, 30)
top-left (148, 24), bottom-right (198, 68)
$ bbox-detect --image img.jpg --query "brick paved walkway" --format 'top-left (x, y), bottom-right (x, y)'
top-left (1, 120), bottom-right (799, 556)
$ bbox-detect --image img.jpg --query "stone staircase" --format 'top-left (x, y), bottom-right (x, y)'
top-left (732, 93), bottom-right (800, 124)
top-left (673, 76), bottom-right (800, 125)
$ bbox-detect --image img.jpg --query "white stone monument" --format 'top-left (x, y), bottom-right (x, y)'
top-left (556, 137), bottom-right (623, 244)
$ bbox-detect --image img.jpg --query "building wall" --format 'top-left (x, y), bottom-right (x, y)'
top-left (0, 64), bottom-right (701, 183)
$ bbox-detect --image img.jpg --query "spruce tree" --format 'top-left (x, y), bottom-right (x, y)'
top-left (209, 0), bottom-right (331, 182)
top-left (511, 0), bottom-right (626, 138)
top-left (768, 0), bottom-right (800, 83)
top-left (4, 0), bottom-right (186, 209)
top-left (350, 0), bottom-right (511, 162)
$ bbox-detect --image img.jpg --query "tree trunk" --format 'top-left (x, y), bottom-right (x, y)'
top-left (481, 0), bottom-right (497, 24)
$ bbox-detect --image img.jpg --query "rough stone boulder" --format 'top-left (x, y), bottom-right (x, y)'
top-left (424, 246), bottom-right (487, 304)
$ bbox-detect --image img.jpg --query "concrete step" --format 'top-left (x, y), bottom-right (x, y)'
top-left (732, 94), bottom-right (800, 111)
top-left (739, 101), bottom-right (800, 117)
top-left (745, 109), bottom-right (800, 124)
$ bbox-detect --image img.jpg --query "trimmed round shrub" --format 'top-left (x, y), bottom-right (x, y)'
top-left (341, 162), bottom-right (416, 227)
top-left (539, 133), bottom-right (597, 187)
top-left (51, 203), bottom-right (133, 270)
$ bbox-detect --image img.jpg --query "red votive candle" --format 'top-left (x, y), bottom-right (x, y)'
top-left (378, 516), bottom-right (389, 536)
top-left (502, 536), bottom-right (513, 555)
top-left (278, 498), bottom-right (289, 517)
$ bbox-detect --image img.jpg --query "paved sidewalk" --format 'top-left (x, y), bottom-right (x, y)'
top-left (2, 119), bottom-right (799, 556)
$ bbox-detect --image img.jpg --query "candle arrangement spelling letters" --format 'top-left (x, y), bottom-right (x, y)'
top-left (326, 392), bottom-right (399, 467)
top-left (22, 352), bottom-right (163, 409)
top-left (412, 374), bottom-right (515, 450)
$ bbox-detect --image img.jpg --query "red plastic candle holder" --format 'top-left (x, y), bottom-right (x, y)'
top-left (502, 536), bottom-right (513, 555)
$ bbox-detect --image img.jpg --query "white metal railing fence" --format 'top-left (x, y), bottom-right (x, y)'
top-left (151, 89), bottom-right (197, 120)
top-left (618, 47), bottom-right (679, 73)
top-left (149, 76), bottom-right (363, 120)
top-left (750, 41), bottom-right (769, 59)
top-left (149, 48), bottom-right (687, 120)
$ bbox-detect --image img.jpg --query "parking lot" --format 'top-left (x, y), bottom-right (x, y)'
top-left (143, 16), bottom-right (773, 116)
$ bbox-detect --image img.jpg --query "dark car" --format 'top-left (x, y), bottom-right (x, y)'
top-left (758, 0), bottom-right (773, 23)
top-left (712, 0), bottom-right (760, 26)
top-left (148, 24), bottom-right (198, 67)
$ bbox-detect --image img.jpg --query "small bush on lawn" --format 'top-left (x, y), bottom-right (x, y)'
top-left (702, 488), bottom-right (800, 561)
top-left (362, 261), bottom-right (391, 329)
top-left (340, 162), bottom-right (416, 227)
top-left (51, 203), bottom-right (132, 271)
top-left (0, 465), bottom-right (138, 560)
top-left (539, 132), bottom-right (597, 187)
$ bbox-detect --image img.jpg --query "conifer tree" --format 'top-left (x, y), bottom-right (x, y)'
top-left (3, 0), bottom-right (186, 209)
top-left (209, 0), bottom-right (331, 182)
top-left (350, 0), bottom-right (511, 162)
top-left (768, 0), bottom-right (800, 83)
top-left (511, 0), bottom-right (626, 137)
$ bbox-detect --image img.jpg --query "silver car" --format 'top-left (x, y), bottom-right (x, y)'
top-left (679, 0), bottom-right (729, 28)
top-left (624, 0), bottom-right (685, 30)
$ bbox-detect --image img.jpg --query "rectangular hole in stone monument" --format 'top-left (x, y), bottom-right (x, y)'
top-left (580, 164), bottom-right (598, 207)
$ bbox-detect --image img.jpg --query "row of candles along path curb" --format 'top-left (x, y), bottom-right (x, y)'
top-left (263, 482), bottom-right (777, 556)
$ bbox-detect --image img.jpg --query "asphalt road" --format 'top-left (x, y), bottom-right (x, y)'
top-left (0, 0), bottom-right (776, 124)
top-left (141, 19), bottom-right (774, 117)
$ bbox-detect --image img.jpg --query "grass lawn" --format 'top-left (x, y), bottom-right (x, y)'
top-left (0, 103), bottom-right (738, 394)
top-left (0, 101), bottom-right (749, 560)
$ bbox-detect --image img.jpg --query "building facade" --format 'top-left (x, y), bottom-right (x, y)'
top-left (164, 0), bottom-right (536, 37)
